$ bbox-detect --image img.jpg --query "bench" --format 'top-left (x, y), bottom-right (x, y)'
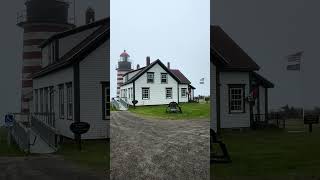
top-left (166, 102), bottom-right (182, 113)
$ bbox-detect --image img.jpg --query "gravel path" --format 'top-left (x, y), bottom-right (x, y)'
top-left (110, 111), bottom-right (210, 180)
top-left (0, 155), bottom-right (106, 180)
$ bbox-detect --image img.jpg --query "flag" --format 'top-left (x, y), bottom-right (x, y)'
top-left (250, 87), bottom-right (258, 99)
top-left (286, 51), bottom-right (303, 71)
top-left (200, 78), bottom-right (204, 84)
top-left (287, 64), bottom-right (300, 71)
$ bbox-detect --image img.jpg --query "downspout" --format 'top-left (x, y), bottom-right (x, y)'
top-left (177, 84), bottom-right (180, 103)
top-left (133, 82), bottom-right (135, 102)
top-left (73, 62), bottom-right (81, 141)
top-left (257, 86), bottom-right (260, 116)
top-left (265, 88), bottom-right (268, 117)
top-left (249, 72), bottom-right (254, 128)
top-left (216, 68), bottom-right (221, 135)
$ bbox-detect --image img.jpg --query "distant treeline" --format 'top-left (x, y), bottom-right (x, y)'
top-left (271, 104), bottom-right (320, 119)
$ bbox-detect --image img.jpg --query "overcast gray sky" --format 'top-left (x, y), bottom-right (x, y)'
top-left (212, 0), bottom-right (320, 110)
top-left (111, 0), bottom-right (210, 98)
top-left (0, 0), bottom-right (108, 118)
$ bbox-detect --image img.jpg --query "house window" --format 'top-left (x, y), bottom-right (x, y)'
top-left (147, 72), bottom-right (154, 83)
top-left (48, 45), bottom-right (52, 63)
top-left (229, 85), bottom-right (245, 113)
top-left (181, 88), bottom-right (187, 98)
top-left (131, 88), bottom-right (133, 99)
top-left (34, 89), bottom-right (38, 113)
top-left (59, 84), bottom-right (64, 119)
top-left (40, 88), bottom-right (43, 113)
top-left (66, 83), bottom-right (73, 120)
top-left (44, 88), bottom-right (49, 113)
top-left (49, 86), bottom-right (54, 113)
top-left (142, 88), bottom-right (150, 100)
top-left (161, 73), bottom-right (168, 83)
top-left (102, 82), bottom-right (110, 120)
top-left (166, 88), bottom-right (172, 99)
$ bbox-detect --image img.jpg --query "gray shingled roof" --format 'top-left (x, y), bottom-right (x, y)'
top-left (122, 60), bottom-right (191, 86)
top-left (211, 25), bottom-right (260, 71)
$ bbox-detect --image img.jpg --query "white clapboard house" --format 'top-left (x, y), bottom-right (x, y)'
top-left (211, 26), bottom-right (274, 131)
top-left (30, 18), bottom-right (110, 140)
top-left (120, 58), bottom-right (195, 106)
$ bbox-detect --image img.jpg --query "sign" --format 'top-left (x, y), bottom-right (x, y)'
top-left (4, 114), bottom-right (14, 127)
top-left (132, 100), bottom-right (138, 108)
top-left (70, 122), bottom-right (90, 135)
top-left (304, 115), bottom-right (319, 125)
top-left (304, 115), bottom-right (319, 133)
top-left (132, 100), bottom-right (138, 105)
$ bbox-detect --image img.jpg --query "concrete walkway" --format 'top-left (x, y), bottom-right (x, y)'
top-left (110, 111), bottom-right (210, 180)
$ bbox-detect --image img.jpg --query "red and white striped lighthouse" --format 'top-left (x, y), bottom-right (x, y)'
top-left (17, 0), bottom-right (75, 113)
top-left (116, 50), bottom-right (133, 97)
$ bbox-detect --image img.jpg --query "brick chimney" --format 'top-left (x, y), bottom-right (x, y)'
top-left (146, 56), bottom-right (151, 66)
top-left (137, 64), bottom-right (140, 69)
top-left (167, 62), bottom-right (170, 69)
top-left (86, 7), bottom-right (95, 24)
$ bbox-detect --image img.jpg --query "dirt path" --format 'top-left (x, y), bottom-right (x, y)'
top-left (0, 155), bottom-right (106, 180)
top-left (110, 111), bottom-right (210, 180)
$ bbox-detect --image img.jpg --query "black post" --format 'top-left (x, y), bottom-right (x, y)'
top-left (76, 134), bottom-right (82, 151)
top-left (79, 135), bottom-right (82, 151)
top-left (309, 124), bottom-right (313, 133)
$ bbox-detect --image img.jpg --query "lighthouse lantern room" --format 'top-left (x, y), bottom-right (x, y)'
top-left (116, 50), bottom-right (133, 97)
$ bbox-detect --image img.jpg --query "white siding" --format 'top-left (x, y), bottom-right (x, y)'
top-left (59, 27), bottom-right (100, 58)
top-left (33, 67), bottom-right (74, 138)
top-left (79, 40), bottom-right (109, 139)
top-left (220, 72), bottom-right (250, 128)
top-left (134, 63), bottom-right (179, 106)
top-left (211, 62), bottom-right (217, 131)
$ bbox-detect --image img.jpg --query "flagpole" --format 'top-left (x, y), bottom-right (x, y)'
top-left (286, 51), bottom-right (304, 121)
top-left (301, 53), bottom-right (304, 122)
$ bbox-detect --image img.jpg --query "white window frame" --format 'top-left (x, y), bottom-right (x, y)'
top-left (166, 88), bottom-right (172, 99)
top-left (161, 73), bottom-right (168, 83)
top-left (59, 84), bottom-right (64, 119)
top-left (229, 85), bottom-right (245, 113)
top-left (34, 89), bottom-right (39, 113)
top-left (181, 88), bottom-right (187, 98)
top-left (102, 82), bottom-right (110, 120)
top-left (44, 87), bottom-right (49, 113)
top-left (66, 83), bottom-right (73, 120)
top-left (40, 88), bottom-right (43, 113)
top-left (49, 86), bottom-right (54, 113)
top-left (142, 88), bottom-right (150, 100)
top-left (147, 72), bottom-right (154, 83)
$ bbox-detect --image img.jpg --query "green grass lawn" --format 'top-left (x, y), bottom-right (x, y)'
top-left (0, 128), bottom-right (26, 156)
top-left (57, 140), bottom-right (110, 173)
top-left (212, 128), bottom-right (320, 179)
top-left (128, 102), bottom-right (210, 120)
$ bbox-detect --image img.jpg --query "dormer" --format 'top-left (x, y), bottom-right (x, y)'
top-left (41, 40), bottom-right (59, 68)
